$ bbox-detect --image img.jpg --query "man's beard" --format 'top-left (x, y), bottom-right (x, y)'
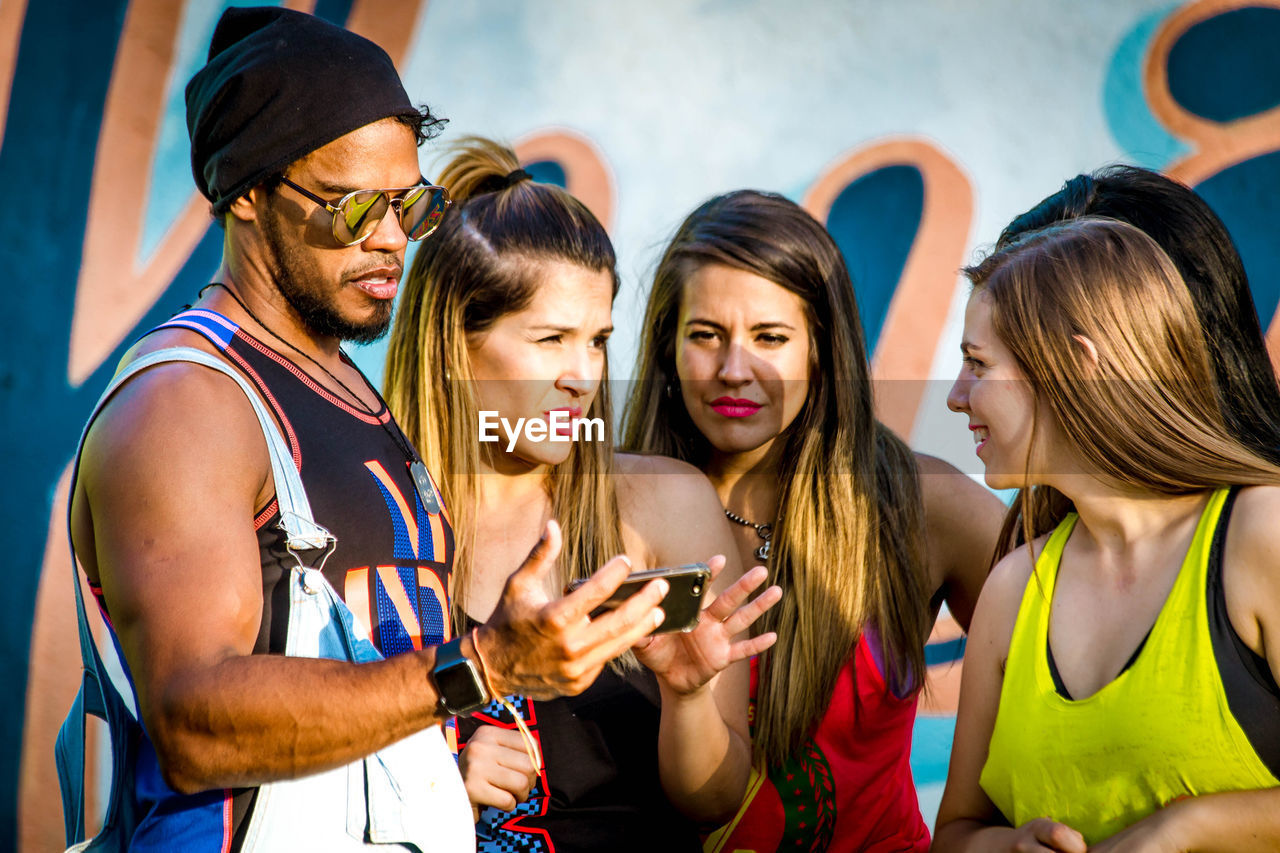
top-left (260, 205), bottom-right (394, 345)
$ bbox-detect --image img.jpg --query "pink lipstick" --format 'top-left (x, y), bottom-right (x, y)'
top-left (710, 397), bottom-right (762, 418)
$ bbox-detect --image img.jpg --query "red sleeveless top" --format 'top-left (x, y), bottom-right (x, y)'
top-left (705, 634), bottom-right (928, 853)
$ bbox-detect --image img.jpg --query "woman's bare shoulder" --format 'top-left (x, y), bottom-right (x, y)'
top-left (614, 451), bottom-right (707, 479)
top-left (1224, 485), bottom-right (1280, 652)
top-left (913, 452), bottom-right (1005, 522)
top-left (974, 538), bottom-right (1046, 634)
top-left (613, 452), bottom-right (731, 563)
top-left (615, 453), bottom-right (720, 515)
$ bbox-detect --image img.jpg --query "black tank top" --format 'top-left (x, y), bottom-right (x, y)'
top-left (151, 307), bottom-right (455, 848)
top-left (1207, 487), bottom-right (1280, 777)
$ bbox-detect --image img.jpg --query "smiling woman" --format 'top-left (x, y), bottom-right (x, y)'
top-left (946, 290), bottom-right (1047, 491)
top-left (934, 217), bottom-right (1280, 852)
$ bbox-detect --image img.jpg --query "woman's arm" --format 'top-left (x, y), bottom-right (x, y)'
top-left (457, 724), bottom-right (538, 818)
top-left (917, 453), bottom-right (1006, 632)
top-left (617, 454), bottom-right (780, 824)
top-left (1088, 787), bottom-right (1280, 852)
top-left (933, 545), bottom-right (1086, 853)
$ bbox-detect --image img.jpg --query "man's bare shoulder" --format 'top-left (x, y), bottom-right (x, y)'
top-left (126, 323), bottom-right (227, 360)
top-left (91, 326), bottom-right (262, 448)
top-left (79, 326), bottom-right (273, 528)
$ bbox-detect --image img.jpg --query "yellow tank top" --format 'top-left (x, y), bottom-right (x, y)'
top-left (979, 488), bottom-right (1277, 844)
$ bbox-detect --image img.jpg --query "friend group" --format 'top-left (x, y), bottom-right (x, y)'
top-left (58, 7), bottom-right (1280, 853)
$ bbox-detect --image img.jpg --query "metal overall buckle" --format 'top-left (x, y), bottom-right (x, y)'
top-left (280, 510), bottom-right (337, 595)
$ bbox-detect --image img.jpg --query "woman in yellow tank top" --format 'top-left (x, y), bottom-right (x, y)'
top-left (933, 217), bottom-right (1280, 852)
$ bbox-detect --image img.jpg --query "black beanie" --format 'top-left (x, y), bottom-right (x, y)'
top-left (185, 6), bottom-right (421, 215)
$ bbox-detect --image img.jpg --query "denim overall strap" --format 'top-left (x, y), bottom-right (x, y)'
top-left (58, 346), bottom-right (473, 851)
top-left (57, 346), bottom-right (335, 849)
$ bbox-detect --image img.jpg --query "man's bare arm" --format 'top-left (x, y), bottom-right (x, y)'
top-left (75, 362), bottom-right (665, 794)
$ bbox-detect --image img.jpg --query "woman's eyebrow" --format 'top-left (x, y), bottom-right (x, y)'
top-left (684, 319), bottom-right (796, 332)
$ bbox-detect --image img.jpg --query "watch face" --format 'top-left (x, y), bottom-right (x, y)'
top-left (435, 659), bottom-right (487, 713)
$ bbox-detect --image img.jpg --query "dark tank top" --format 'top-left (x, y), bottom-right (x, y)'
top-left (116, 306), bottom-right (456, 851)
top-left (456, 618), bottom-right (701, 853)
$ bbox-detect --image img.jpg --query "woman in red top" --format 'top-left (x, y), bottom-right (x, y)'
top-left (623, 190), bottom-right (1002, 851)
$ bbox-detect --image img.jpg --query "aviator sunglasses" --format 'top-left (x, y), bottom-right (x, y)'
top-left (278, 176), bottom-right (451, 245)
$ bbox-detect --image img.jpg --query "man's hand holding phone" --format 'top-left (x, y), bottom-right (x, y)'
top-left (474, 520), bottom-right (668, 700)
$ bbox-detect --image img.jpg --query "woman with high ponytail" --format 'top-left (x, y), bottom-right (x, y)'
top-left (385, 137), bottom-right (780, 852)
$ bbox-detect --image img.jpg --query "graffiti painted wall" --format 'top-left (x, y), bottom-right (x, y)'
top-left (5, 0), bottom-right (1280, 847)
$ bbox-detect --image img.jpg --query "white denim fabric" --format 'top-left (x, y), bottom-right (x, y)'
top-left (61, 346), bottom-right (474, 852)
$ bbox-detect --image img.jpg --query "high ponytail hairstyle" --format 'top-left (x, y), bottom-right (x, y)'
top-left (384, 137), bottom-right (626, 654)
top-left (969, 217), bottom-right (1280, 560)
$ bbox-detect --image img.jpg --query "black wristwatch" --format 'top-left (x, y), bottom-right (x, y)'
top-left (430, 637), bottom-right (489, 716)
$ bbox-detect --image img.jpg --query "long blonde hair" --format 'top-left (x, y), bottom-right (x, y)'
top-left (385, 137), bottom-right (626, 652)
top-left (621, 190), bottom-right (930, 766)
top-left (968, 217), bottom-right (1280, 558)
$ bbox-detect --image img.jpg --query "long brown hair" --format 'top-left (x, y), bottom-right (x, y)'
top-left (385, 137), bottom-right (626, 650)
top-left (998, 165), bottom-right (1280, 465)
top-left (968, 217), bottom-right (1280, 558)
top-left (621, 190), bottom-right (930, 766)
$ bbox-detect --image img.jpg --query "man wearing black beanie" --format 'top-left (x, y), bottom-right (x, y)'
top-left (62, 8), bottom-right (669, 851)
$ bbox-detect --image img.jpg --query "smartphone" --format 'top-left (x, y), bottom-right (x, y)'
top-left (568, 562), bottom-right (711, 634)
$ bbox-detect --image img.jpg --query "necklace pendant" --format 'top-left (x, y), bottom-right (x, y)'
top-left (409, 460), bottom-right (442, 514)
top-left (724, 508), bottom-right (773, 562)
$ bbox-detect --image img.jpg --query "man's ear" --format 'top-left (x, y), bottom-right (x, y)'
top-left (1072, 333), bottom-right (1100, 368)
top-left (226, 186), bottom-right (265, 223)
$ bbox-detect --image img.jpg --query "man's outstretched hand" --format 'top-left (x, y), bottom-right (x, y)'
top-left (474, 520), bottom-right (667, 699)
